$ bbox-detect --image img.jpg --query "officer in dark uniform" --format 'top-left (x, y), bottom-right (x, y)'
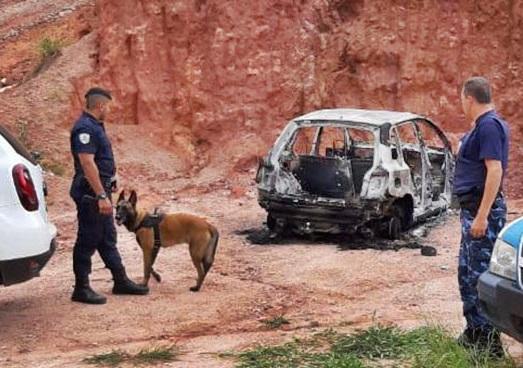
top-left (70, 87), bottom-right (148, 304)
top-left (454, 77), bottom-right (509, 355)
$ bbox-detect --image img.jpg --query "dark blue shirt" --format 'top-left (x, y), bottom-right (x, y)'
top-left (70, 112), bottom-right (116, 198)
top-left (453, 110), bottom-right (509, 195)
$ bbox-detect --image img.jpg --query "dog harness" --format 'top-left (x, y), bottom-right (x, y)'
top-left (135, 209), bottom-right (165, 269)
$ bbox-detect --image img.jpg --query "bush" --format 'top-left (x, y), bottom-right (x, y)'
top-left (38, 37), bottom-right (62, 59)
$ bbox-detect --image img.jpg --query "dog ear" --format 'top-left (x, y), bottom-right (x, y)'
top-left (117, 190), bottom-right (126, 203)
top-left (129, 190), bottom-right (137, 208)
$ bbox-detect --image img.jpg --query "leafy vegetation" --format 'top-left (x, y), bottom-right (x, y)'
top-left (230, 325), bottom-right (516, 368)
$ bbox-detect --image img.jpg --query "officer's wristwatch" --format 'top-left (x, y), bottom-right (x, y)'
top-left (96, 192), bottom-right (108, 201)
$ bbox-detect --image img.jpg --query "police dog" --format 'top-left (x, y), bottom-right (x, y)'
top-left (115, 190), bottom-right (219, 292)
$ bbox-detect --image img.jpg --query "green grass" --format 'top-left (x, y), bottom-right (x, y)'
top-left (31, 37), bottom-right (64, 78)
top-left (134, 345), bottom-right (178, 364)
top-left (262, 315), bottom-right (291, 329)
top-left (409, 327), bottom-right (515, 368)
top-left (83, 350), bottom-right (128, 366)
top-left (38, 37), bottom-right (62, 59)
top-left (331, 325), bottom-right (417, 360)
top-left (235, 340), bottom-right (364, 368)
top-left (83, 345), bottom-right (178, 366)
top-left (230, 325), bottom-right (517, 368)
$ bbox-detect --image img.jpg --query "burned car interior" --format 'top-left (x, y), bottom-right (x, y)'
top-left (394, 120), bottom-right (449, 203)
top-left (257, 109), bottom-right (454, 239)
top-left (283, 125), bottom-right (375, 198)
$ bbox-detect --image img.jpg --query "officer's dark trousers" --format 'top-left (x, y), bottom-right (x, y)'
top-left (458, 194), bottom-right (506, 330)
top-left (73, 197), bottom-right (123, 279)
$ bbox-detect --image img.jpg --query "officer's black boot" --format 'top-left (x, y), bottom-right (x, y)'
top-left (458, 327), bottom-right (504, 359)
top-left (111, 267), bottom-right (149, 295)
top-left (477, 329), bottom-right (505, 359)
top-left (71, 276), bottom-right (107, 305)
top-left (457, 326), bottom-right (477, 348)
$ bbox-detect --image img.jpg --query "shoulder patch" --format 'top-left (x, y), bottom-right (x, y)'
top-left (79, 133), bottom-right (91, 144)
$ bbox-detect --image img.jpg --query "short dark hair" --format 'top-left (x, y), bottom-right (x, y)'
top-left (85, 87), bottom-right (112, 109)
top-left (462, 77), bottom-right (492, 104)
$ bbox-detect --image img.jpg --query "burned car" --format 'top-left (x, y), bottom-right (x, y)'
top-left (256, 109), bottom-right (454, 239)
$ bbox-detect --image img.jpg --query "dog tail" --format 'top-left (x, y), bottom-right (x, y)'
top-left (203, 225), bottom-right (219, 274)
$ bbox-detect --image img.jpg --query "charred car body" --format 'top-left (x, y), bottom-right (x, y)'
top-left (256, 109), bottom-right (454, 239)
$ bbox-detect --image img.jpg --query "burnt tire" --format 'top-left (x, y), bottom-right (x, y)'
top-left (393, 202), bottom-right (413, 231)
top-left (267, 213), bottom-right (276, 231)
top-left (421, 246), bottom-right (437, 256)
top-left (387, 216), bottom-right (402, 240)
top-left (401, 209), bottom-right (414, 230)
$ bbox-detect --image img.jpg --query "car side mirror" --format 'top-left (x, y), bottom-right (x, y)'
top-left (391, 148), bottom-right (398, 160)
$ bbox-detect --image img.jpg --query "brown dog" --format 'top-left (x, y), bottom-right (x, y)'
top-left (115, 190), bottom-right (219, 292)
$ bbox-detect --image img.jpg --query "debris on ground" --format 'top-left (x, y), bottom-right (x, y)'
top-left (236, 212), bottom-right (452, 256)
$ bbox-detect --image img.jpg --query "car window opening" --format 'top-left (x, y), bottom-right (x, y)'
top-left (282, 124), bottom-right (375, 198)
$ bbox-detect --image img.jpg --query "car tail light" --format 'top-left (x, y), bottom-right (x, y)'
top-left (255, 158), bottom-right (263, 183)
top-left (255, 157), bottom-right (274, 183)
top-left (12, 164), bottom-right (39, 211)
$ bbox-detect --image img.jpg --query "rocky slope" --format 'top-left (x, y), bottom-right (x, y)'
top-left (76, 0), bottom-right (523, 194)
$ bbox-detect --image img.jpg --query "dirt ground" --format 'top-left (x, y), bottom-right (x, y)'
top-left (0, 189), bottom-right (523, 367)
top-left (1, 1), bottom-right (523, 367)
top-left (1, 190), bottom-right (523, 367)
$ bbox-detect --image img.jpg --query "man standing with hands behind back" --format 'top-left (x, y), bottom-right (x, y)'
top-left (69, 87), bottom-right (148, 304)
top-left (454, 77), bottom-right (509, 356)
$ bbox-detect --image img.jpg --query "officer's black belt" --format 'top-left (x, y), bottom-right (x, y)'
top-left (457, 188), bottom-right (503, 216)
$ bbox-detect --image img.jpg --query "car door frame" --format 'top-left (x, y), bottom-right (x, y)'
top-left (414, 118), bottom-right (454, 206)
top-left (393, 120), bottom-right (433, 212)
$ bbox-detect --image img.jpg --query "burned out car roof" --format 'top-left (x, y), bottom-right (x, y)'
top-left (293, 108), bottom-right (425, 126)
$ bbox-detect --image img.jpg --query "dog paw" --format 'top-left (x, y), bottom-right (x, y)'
top-left (189, 286), bottom-right (200, 292)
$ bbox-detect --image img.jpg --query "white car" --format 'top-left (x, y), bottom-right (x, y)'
top-left (0, 125), bottom-right (56, 286)
top-left (256, 109), bottom-right (454, 239)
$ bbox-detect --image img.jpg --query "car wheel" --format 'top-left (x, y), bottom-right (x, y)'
top-left (401, 207), bottom-right (414, 230)
top-left (387, 216), bottom-right (402, 240)
top-left (421, 245), bottom-right (437, 256)
top-left (267, 213), bottom-right (276, 231)
top-left (392, 202), bottom-right (413, 231)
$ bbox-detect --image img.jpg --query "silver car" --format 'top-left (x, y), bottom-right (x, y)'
top-left (256, 109), bottom-right (454, 239)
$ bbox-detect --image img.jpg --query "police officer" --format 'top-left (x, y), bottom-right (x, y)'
top-left (70, 87), bottom-right (148, 304)
top-left (454, 77), bottom-right (509, 355)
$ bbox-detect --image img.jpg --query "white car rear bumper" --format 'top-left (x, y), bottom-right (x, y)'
top-left (0, 204), bottom-right (57, 261)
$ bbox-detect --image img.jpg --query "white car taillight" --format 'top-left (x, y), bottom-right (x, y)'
top-left (255, 158), bottom-right (264, 183)
top-left (12, 164), bottom-right (39, 211)
top-left (490, 238), bottom-right (517, 281)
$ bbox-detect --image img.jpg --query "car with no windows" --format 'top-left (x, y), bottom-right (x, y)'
top-left (256, 108), bottom-right (455, 239)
